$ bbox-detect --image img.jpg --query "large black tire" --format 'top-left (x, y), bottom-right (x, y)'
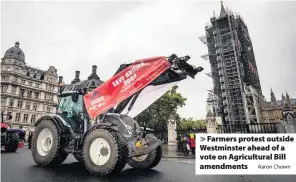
top-left (5, 133), bottom-right (20, 152)
top-left (83, 128), bottom-right (128, 176)
top-left (73, 152), bottom-right (84, 163)
top-left (31, 119), bottom-right (68, 166)
top-left (127, 145), bottom-right (162, 169)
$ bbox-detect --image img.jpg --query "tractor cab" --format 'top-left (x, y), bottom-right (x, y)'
top-left (56, 79), bottom-right (103, 133)
top-left (56, 78), bottom-right (139, 136)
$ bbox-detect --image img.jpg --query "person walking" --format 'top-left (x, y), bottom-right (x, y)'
top-left (28, 131), bottom-right (33, 149)
top-left (182, 136), bottom-right (190, 156)
top-left (189, 133), bottom-right (195, 156)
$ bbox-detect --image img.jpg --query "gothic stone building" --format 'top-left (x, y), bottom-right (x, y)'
top-left (1, 42), bottom-right (59, 131)
top-left (260, 89), bottom-right (296, 122)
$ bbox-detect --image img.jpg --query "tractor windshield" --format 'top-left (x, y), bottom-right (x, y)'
top-left (57, 94), bottom-right (84, 120)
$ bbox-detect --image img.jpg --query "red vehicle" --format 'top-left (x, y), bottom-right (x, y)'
top-left (1, 114), bottom-right (25, 152)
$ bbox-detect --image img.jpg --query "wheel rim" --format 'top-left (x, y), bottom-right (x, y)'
top-left (132, 154), bottom-right (148, 162)
top-left (89, 138), bottom-right (111, 166)
top-left (36, 128), bottom-right (53, 156)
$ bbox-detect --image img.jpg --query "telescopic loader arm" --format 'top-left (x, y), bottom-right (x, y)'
top-left (83, 54), bottom-right (203, 119)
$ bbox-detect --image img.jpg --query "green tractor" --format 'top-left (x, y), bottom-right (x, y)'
top-left (31, 54), bottom-right (203, 176)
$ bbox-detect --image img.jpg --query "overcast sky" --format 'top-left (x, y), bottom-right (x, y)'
top-left (1, 0), bottom-right (296, 120)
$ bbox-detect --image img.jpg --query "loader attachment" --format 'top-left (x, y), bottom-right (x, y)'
top-left (83, 54), bottom-right (203, 119)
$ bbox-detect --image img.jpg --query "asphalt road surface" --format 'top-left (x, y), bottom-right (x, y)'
top-left (1, 148), bottom-right (296, 182)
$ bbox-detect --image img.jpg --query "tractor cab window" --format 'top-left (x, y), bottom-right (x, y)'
top-left (57, 94), bottom-right (83, 120)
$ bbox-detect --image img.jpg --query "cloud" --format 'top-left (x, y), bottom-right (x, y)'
top-left (1, 1), bottom-right (296, 120)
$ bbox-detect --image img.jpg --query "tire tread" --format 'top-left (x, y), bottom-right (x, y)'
top-left (149, 145), bottom-right (162, 168)
top-left (127, 134), bottom-right (162, 169)
top-left (5, 132), bottom-right (19, 152)
top-left (32, 119), bottom-right (68, 166)
top-left (83, 128), bottom-right (128, 176)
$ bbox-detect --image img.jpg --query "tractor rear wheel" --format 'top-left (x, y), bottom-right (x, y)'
top-left (5, 133), bottom-right (20, 152)
top-left (31, 119), bottom-right (68, 166)
top-left (127, 145), bottom-right (162, 169)
top-left (83, 128), bottom-right (128, 176)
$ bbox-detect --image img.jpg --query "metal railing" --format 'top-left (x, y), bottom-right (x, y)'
top-left (217, 123), bottom-right (281, 133)
top-left (176, 127), bottom-right (207, 138)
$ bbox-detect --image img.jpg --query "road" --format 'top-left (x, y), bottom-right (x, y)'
top-left (1, 148), bottom-right (296, 182)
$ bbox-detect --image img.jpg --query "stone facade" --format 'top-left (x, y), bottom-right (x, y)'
top-left (205, 110), bottom-right (218, 133)
top-left (281, 103), bottom-right (296, 133)
top-left (260, 89), bottom-right (296, 122)
top-left (1, 42), bottom-right (59, 132)
top-left (167, 115), bottom-right (177, 146)
top-left (205, 92), bottom-right (222, 132)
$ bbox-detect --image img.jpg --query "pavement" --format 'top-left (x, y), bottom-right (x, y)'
top-left (162, 143), bottom-right (195, 159)
top-left (1, 147), bottom-right (296, 182)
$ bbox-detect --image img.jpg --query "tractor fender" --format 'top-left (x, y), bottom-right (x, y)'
top-left (81, 119), bottom-right (121, 143)
top-left (34, 114), bottom-right (73, 135)
top-left (104, 113), bottom-right (122, 120)
top-left (128, 134), bottom-right (163, 157)
top-left (82, 114), bottom-right (134, 143)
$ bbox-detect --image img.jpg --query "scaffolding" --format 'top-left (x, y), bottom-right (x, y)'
top-left (205, 72), bottom-right (212, 78)
top-left (200, 2), bottom-right (263, 125)
top-left (244, 85), bottom-right (264, 124)
top-left (199, 35), bottom-right (207, 45)
top-left (201, 54), bottom-right (209, 60)
top-left (206, 92), bottom-right (219, 117)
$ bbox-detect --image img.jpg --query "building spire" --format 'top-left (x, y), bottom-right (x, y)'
top-left (270, 89), bottom-right (276, 105)
top-left (218, 1), bottom-right (228, 19)
top-left (281, 93), bottom-right (286, 105)
top-left (286, 91), bottom-right (291, 107)
top-left (206, 110), bottom-right (214, 118)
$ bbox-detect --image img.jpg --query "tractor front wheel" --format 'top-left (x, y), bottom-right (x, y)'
top-left (31, 119), bottom-right (68, 166)
top-left (83, 128), bottom-right (128, 176)
top-left (128, 145), bottom-right (162, 169)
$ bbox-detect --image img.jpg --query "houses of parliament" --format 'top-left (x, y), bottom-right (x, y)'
top-left (261, 90), bottom-right (296, 122)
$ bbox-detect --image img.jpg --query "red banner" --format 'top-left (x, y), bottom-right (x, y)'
top-left (83, 56), bottom-right (171, 119)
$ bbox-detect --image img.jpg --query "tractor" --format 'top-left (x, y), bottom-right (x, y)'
top-left (1, 113), bottom-right (25, 152)
top-left (31, 54), bottom-right (203, 176)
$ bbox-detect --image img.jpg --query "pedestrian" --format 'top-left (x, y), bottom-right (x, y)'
top-left (28, 131), bottom-right (33, 149)
top-left (23, 130), bottom-right (26, 143)
top-left (189, 133), bottom-right (195, 155)
top-left (183, 136), bottom-right (190, 155)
